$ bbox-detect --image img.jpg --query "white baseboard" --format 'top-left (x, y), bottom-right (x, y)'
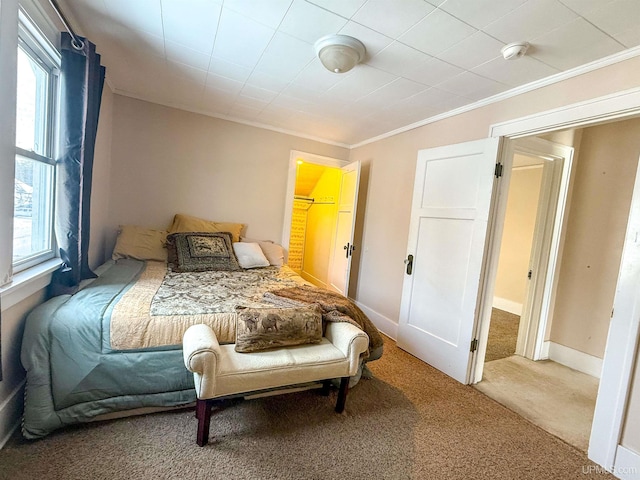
top-left (355, 301), bottom-right (397, 340)
top-left (548, 341), bottom-right (603, 379)
top-left (300, 270), bottom-right (327, 289)
top-left (0, 381), bottom-right (25, 450)
top-left (492, 297), bottom-right (523, 316)
top-left (613, 445), bottom-right (640, 479)
top-left (541, 340), bottom-right (550, 359)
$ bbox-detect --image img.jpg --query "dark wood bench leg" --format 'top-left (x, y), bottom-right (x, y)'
top-left (196, 399), bottom-right (212, 446)
top-left (321, 380), bottom-right (331, 396)
top-left (335, 377), bottom-right (350, 413)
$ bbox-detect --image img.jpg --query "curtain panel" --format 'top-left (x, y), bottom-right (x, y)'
top-left (51, 32), bottom-right (105, 294)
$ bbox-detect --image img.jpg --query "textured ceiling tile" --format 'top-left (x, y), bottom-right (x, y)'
top-left (212, 9), bottom-right (275, 67)
top-left (400, 9), bottom-right (477, 56)
top-left (279, 0), bottom-right (348, 43)
top-left (307, 0), bottom-right (367, 18)
top-left (440, 0), bottom-right (528, 29)
top-left (352, 0), bottom-right (434, 38)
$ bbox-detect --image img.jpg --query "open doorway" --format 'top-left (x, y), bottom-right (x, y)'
top-left (288, 162), bottom-right (342, 289)
top-left (476, 118), bottom-right (640, 453)
top-left (485, 153), bottom-right (545, 363)
top-left (479, 145), bottom-right (598, 452)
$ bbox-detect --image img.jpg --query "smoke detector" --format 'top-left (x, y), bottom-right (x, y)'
top-left (501, 42), bottom-right (529, 60)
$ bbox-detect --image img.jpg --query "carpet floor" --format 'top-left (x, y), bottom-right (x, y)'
top-left (485, 308), bottom-right (520, 362)
top-left (476, 356), bottom-right (598, 452)
top-left (0, 338), bottom-right (609, 480)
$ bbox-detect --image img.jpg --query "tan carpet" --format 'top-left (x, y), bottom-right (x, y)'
top-left (476, 356), bottom-right (599, 452)
top-left (485, 308), bottom-right (520, 362)
top-left (0, 338), bottom-right (608, 480)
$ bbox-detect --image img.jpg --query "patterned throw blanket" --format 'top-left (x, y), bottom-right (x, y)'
top-left (263, 285), bottom-right (384, 359)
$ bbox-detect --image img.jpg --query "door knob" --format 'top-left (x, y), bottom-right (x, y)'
top-left (404, 254), bottom-right (414, 275)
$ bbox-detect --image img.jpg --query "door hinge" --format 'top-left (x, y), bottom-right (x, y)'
top-left (527, 269), bottom-right (532, 280)
top-left (470, 338), bottom-right (478, 352)
top-left (495, 162), bottom-right (503, 178)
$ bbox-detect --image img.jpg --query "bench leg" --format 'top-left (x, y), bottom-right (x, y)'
top-left (196, 399), bottom-right (212, 446)
top-left (335, 377), bottom-right (350, 413)
top-left (321, 380), bottom-right (331, 396)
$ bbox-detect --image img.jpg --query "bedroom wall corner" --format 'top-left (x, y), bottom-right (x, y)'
top-left (347, 55), bottom-right (640, 344)
top-left (89, 83), bottom-right (115, 268)
top-left (106, 95), bottom-right (349, 254)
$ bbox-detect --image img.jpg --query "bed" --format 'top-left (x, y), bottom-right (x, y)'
top-left (20, 222), bottom-right (383, 439)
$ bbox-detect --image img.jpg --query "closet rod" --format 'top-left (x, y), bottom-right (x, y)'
top-left (294, 196), bottom-right (314, 202)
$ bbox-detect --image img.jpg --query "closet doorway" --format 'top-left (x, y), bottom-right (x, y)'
top-left (288, 162), bottom-right (341, 288)
top-left (281, 151), bottom-right (360, 295)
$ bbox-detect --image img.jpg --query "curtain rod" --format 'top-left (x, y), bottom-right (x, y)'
top-left (48, 0), bottom-right (85, 50)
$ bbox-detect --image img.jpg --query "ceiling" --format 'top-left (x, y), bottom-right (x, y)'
top-left (61, 0), bottom-right (640, 146)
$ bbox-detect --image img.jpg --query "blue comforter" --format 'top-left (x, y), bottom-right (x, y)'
top-left (21, 259), bottom-right (195, 439)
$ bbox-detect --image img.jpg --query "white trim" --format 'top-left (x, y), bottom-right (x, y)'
top-left (0, 381), bottom-right (25, 450)
top-left (478, 77), bottom-right (640, 472)
top-left (589, 152), bottom-right (640, 470)
top-left (512, 138), bottom-right (574, 362)
top-left (547, 342), bottom-right (603, 379)
top-left (541, 340), bottom-right (550, 360)
top-left (112, 89), bottom-right (351, 149)
top-left (351, 46), bottom-right (640, 149)
top-left (492, 297), bottom-right (522, 316)
top-left (490, 86), bottom-right (640, 139)
top-left (355, 301), bottom-right (397, 341)
top-left (613, 446), bottom-right (640, 480)
top-left (0, 258), bottom-right (60, 311)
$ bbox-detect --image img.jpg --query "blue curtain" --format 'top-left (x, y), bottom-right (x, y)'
top-left (50, 33), bottom-right (105, 294)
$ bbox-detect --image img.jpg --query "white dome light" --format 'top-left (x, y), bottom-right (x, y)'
top-left (315, 34), bottom-right (366, 74)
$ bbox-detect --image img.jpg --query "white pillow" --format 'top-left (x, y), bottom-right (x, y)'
top-left (241, 238), bottom-right (285, 267)
top-left (233, 242), bottom-right (270, 269)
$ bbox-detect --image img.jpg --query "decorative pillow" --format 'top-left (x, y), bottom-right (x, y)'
top-left (233, 242), bottom-right (270, 269)
top-left (112, 225), bottom-right (168, 262)
top-left (241, 238), bottom-right (285, 267)
top-left (235, 304), bottom-right (323, 353)
top-left (165, 232), bottom-right (241, 272)
top-left (168, 213), bottom-right (244, 242)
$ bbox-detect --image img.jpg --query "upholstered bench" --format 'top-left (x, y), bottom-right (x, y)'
top-left (183, 322), bottom-right (369, 446)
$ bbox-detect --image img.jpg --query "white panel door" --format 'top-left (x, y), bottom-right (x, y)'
top-left (328, 161), bottom-right (360, 295)
top-left (397, 138), bottom-right (501, 384)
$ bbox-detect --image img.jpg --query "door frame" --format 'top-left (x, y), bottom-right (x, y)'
top-left (481, 86), bottom-right (640, 470)
top-left (281, 150), bottom-right (348, 258)
top-left (485, 138), bottom-right (574, 363)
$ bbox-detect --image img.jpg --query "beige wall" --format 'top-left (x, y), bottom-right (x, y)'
top-left (88, 85), bottom-right (114, 268)
top-left (494, 165), bottom-right (543, 307)
top-left (550, 118), bottom-right (640, 358)
top-left (107, 95), bottom-right (349, 257)
top-left (348, 56), bottom-right (640, 331)
top-left (301, 168), bottom-right (341, 287)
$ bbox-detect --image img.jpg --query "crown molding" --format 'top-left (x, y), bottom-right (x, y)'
top-left (350, 45), bottom-right (640, 149)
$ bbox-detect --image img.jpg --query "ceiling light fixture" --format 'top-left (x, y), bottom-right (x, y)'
top-left (501, 41), bottom-right (530, 60)
top-left (315, 34), bottom-right (366, 74)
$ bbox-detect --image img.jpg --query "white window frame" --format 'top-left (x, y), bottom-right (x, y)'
top-left (12, 9), bottom-right (60, 273)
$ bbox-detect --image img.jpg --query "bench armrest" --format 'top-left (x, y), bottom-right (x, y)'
top-left (324, 322), bottom-right (369, 376)
top-left (183, 324), bottom-right (221, 399)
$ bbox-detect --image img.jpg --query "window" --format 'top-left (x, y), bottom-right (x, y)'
top-left (13, 16), bottom-right (59, 272)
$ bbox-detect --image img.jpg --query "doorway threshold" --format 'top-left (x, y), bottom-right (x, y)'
top-left (475, 356), bottom-right (598, 452)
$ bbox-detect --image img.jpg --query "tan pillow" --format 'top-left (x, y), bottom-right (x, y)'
top-left (241, 238), bottom-right (285, 267)
top-left (112, 225), bottom-right (168, 262)
top-left (168, 213), bottom-right (244, 243)
top-left (235, 305), bottom-right (323, 353)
